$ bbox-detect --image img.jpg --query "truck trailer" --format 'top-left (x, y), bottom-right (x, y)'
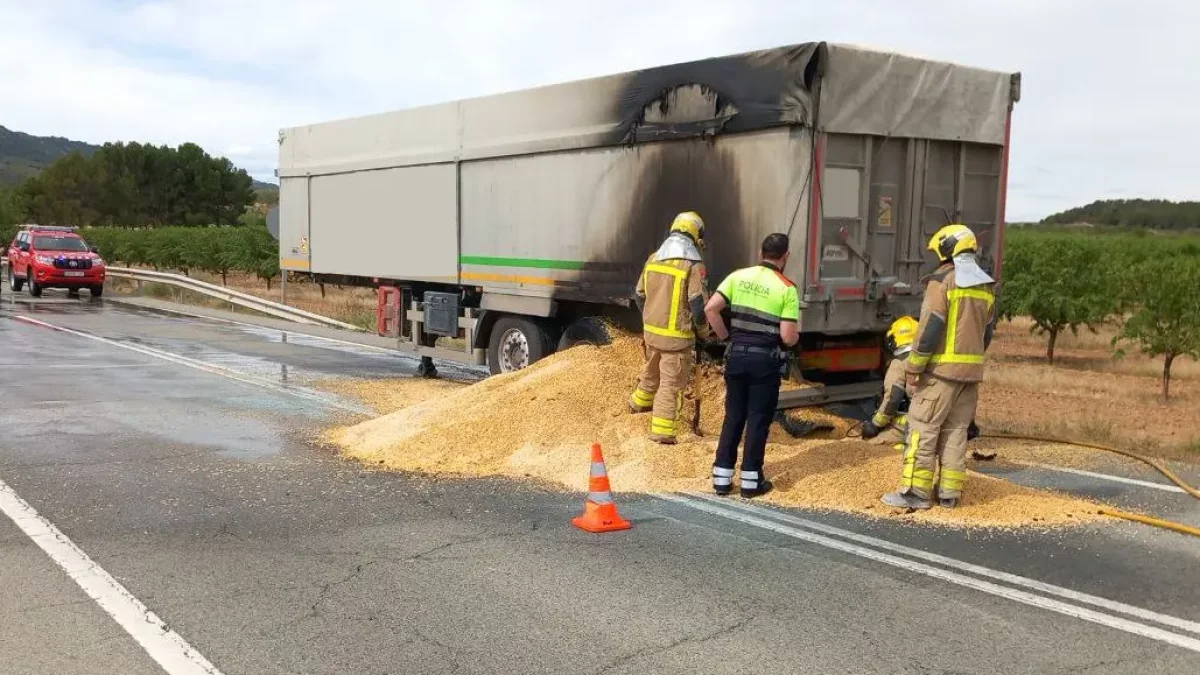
top-left (276, 41), bottom-right (1020, 406)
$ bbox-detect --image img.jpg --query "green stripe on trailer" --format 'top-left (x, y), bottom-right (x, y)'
top-left (459, 255), bottom-right (586, 271)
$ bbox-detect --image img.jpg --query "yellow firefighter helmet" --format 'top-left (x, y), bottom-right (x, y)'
top-left (885, 316), bottom-right (919, 356)
top-left (670, 211), bottom-right (706, 249)
top-left (928, 224), bottom-right (978, 262)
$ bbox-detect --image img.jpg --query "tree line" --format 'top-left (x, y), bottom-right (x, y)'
top-left (5, 141), bottom-right (255, 227)
top-left (1041, 199), bottom-right (1200, 231)
top-left (0, 221), bottom-right (281, 289)
top-left (999, 229), bottom-right (1200, 400)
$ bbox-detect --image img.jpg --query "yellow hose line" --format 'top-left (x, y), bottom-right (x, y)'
top-left (981, 432), bottom-right (1200, 501)
top-left (1098, 508), bottom-right (1200, 539)
top-left (843, 425), bottom-right (1200, 535)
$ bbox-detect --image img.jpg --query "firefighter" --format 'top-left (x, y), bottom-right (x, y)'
top-left (629, 211), bottom-right (712, 444)
top-left (883, 224), bottom-right (996, 510)
top-left (861, 316), bottom-right (918, 449)
top-left (703, 233), bottom-right (801, 498)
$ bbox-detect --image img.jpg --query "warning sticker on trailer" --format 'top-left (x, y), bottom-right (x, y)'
top-left (878, 196), bottom-right (894, 228)
top-left (822, 245), bottom-right (849, 262)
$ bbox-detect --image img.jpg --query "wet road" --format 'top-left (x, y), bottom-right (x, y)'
top-left (1, 296), bottom-right (1199, 675)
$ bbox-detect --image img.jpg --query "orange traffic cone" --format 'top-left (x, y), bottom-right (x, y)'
top-left (572, 443), bottom-right (632, 533)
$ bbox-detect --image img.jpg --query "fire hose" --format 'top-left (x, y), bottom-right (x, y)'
top-left (978, 432), bottom-right (1200, 539)
top-left (979, 432), bottom-right (1200, 500)
top-left (841, 422), bottom-right (1200, 538)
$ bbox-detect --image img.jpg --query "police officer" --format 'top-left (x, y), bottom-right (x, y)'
top-left (629, 211), bottom-right (711, 444)
top-left (703, 233), bottom-right (801, 498)
top-left (883, 224), bottom-right (996, 510)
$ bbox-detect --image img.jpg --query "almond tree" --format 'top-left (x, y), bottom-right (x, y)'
top-left (999, 233), bottom-right (1119, 363)
top-left (1114, 256), bottom-right (1200, 401)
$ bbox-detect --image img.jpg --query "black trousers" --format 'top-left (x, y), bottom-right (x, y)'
top-left (714, 348), bottom-right (782, 475)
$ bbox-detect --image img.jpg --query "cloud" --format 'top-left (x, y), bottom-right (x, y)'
top-left (2, 0), bottom-right (1197, 219)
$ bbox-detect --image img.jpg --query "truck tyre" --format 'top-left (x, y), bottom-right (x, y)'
top-left (9, 267), bottom-right (22, 292)
top-left (488, 317), bottom-right (553, 375)
top-left (27, 270), bottom-right (41, 298)
top-left (90, 285), bottom-right (104, 298)
top-left (557, 316), bottom-right (613, 351)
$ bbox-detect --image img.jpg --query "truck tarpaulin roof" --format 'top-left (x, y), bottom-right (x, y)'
top-left (278, 41), bottom-right (1019, 178)
top-left (616, 42), bottom-right (1015, 145)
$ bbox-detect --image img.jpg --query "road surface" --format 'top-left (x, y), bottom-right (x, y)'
top-left (1, 296), bottom-right (1198, 675)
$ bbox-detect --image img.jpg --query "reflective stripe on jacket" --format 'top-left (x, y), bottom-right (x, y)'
top-left (906, 264), bottom-right (996, 382)
top-left (636, 253), bottom-right (709, 352)
top-left (714, 263), bottom-right (802, 348)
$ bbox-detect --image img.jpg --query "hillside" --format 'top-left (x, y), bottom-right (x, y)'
top-left (0, 125), bottom-right (98, 186)
top-left (0, 124), bottom-right (277, 192)
top-left (1042, 199), bottom-right (1200, 231)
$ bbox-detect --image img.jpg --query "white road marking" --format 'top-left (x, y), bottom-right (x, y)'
top-left (0, 477), bottom-right (225, 675)
top-left (659, 493), bottom-right (1200, 654)
top-left (0, 363), bottom-right (169, 370)
top-left (1016, 462), bottom-right (1187, 494)
top-left (13, 315), bottom-right (371, 416)
top-left (686, 493), bottom-right (1200, 636)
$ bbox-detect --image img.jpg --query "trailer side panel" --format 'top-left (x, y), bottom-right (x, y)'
top-left (308, 165), bottom-right (460, 283)
top-left (458, 128), bottom-right (812, 303)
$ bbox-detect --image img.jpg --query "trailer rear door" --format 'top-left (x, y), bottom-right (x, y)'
top-left (811, 134), bottom-right (921, 316)
top-left (812, 134), bottom-right (1004, 321)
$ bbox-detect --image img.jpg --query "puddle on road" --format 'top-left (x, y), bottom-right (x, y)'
top-left (123, 404), bottom-right (284, 460)
top-left (231, 324), bottom-right (487, 381)
top-left (4, 299), bottom-right (481, 423)
top-left (9, 401), bottom-right (285, 460)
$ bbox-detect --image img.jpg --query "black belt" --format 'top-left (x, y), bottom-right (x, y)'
top-left (727, 344), bottom-right (779, 356)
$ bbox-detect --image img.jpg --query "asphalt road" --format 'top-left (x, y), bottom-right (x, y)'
top-left (1, 295), bottom-right (1199, 675)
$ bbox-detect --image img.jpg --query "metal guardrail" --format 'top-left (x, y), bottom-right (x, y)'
top-left (104, 267), bottom-right (364, 331)
top-left (0, 257), bottom-right (360, 332)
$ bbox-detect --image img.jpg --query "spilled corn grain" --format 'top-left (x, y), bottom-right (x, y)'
top-left (312, 376), bottom-right (471, 415)
top-left (325, 333), bottom-right (1103, 528)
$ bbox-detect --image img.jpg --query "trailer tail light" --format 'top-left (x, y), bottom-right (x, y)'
top-left (377, 286), bottom-right (402, 337)
top-left (800, 346), bottom-right (883, 373)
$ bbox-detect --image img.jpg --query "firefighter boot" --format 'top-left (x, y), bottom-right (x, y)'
top-left (881, 491), bottom-right (933, 510)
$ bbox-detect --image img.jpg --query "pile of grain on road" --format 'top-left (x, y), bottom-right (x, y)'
top-left (325, 332), bottom-right (1103, 528)
top-left (312, 377), bottom-right (473, 415)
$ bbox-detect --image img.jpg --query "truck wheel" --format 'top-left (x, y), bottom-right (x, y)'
top-left (28, 270), bottom-right (42, 298)
top-left (488, 317), bottom-right (552, 375)
top-left (557, 316), bottom-right (613, 351)
top-left (10, 266), bottom-right (24, 292)
top-left (89, 285), bottom-right (104, 298)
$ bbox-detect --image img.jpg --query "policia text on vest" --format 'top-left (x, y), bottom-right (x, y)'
top-left (704, 233), bottom-right (801, 499)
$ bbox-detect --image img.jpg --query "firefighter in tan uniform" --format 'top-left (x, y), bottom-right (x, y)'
top-left (630, 211), bottom-right (711, 444)
top-left (883, 224), bottom-right (997, 510)
top-left (861, 316), bottom-right (918, 450)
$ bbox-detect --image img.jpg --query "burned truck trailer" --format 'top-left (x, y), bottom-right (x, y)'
top-left (277, 41), bottom-right (1020, 402)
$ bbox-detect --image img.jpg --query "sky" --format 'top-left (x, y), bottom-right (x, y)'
top-left (1, 0), bottom-right (1196, 220)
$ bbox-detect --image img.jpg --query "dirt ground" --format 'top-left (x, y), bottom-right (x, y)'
top-left (979, 318), bottom-right (1199, 464)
